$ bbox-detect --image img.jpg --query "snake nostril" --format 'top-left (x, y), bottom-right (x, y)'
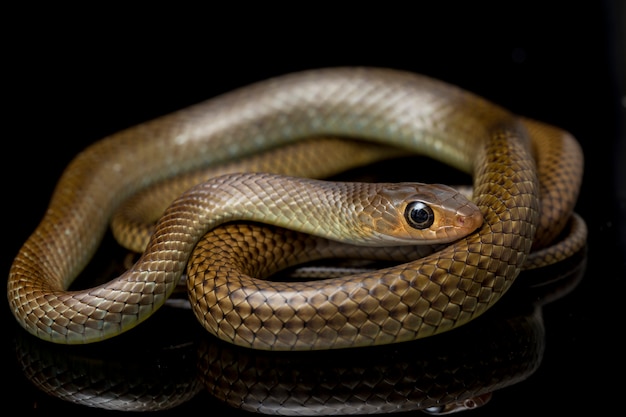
top-left (455, 215), bottom-right (469, 230)
top-left (458, 212), bottom-right (482, 232)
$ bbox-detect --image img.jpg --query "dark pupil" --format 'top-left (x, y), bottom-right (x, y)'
top-left (411, 207), bottom-right (430, 224)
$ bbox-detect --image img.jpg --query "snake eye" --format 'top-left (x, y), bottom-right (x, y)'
top-left (404, 201), bottom-right (434, 229)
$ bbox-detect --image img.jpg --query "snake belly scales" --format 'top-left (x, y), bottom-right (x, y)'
top-left (7, 67), bottom-right (585, 350)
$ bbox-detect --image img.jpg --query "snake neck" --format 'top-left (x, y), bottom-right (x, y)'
top-left (148, 173), bottom-right (375, 254)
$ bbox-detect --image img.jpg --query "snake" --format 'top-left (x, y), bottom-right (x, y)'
top-left (6, 67), bottom-right (585, 350)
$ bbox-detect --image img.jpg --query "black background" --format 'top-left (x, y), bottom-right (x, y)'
top-left (3, 2), bottom-right (624, 415)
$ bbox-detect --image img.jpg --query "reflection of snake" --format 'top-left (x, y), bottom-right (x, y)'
top-left (7, 67), bottom-right (585, 348)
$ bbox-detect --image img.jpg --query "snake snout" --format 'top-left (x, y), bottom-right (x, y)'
top-left (450, 196), bottom-right (483, 235)
top-left (455, 209), bottom-right (483, 234)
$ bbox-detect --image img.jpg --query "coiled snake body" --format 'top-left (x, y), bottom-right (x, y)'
top-left (7, 67), bottom-right (585, 350)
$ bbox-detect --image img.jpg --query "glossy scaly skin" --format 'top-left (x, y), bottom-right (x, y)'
top-left (7, 67), bottom-right (584, 348)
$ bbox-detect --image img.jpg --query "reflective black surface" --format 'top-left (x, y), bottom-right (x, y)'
top-left (4, 3), bottom-right (624, 415)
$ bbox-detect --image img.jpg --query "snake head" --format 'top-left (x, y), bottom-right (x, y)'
top-left (358, 183), bottom-right (483, 245)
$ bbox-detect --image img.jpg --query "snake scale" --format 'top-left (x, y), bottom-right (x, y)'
top-left (7, 67), bottom-right (585, 350)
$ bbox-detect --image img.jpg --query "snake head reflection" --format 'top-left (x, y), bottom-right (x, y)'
top-left (423, 392), bottom-right (493, 414)
top-left (359, 182), bottom-right (483, 245)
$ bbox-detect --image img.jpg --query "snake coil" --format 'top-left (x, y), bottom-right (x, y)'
top-left (7, 67), bottom-right (585, 350)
